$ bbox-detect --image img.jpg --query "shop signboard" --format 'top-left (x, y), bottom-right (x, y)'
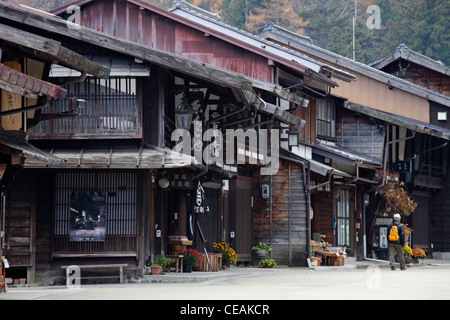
top-left (393, 160), bottom-right (411, 173)
top-left (379, 226), bottom-right (388, 249)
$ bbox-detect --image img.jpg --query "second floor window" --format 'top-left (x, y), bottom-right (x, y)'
top-left (29, 76), bottom-right (139, 137)
top-left (316, 99), bottom-right (336, 139)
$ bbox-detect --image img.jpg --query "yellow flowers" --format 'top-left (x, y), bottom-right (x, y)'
top-left (213, 242), bottom-right (237, 266)
top-left (403, 245), bottom-right (412, 257)
top-left (411, 248), bottom-right (426, 260)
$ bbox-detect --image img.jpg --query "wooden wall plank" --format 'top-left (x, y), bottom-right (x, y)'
top-left (252, 159), bottom-right (307, 266)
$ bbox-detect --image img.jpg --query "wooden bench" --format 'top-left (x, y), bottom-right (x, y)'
top-left (61, 264), bottom-right (128, 285)
top-left (165, 255), bottom-right (184, 273)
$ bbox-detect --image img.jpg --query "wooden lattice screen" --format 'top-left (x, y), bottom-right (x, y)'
top-left (53, 171), bottom-right (137, 254)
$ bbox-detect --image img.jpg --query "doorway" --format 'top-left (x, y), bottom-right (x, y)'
top-left (412, 190), bottom-right (431, 254)
top-left (229, 176), bottom-right (253, 264)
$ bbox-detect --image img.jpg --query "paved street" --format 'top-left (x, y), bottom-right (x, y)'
top-left (2, 260), bottom-right (450, 301)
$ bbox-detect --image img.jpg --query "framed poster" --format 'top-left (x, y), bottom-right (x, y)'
top-left (69, 191), bottom-right (106, 241)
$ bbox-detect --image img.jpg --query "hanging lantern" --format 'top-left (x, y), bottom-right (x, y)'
top-left (287, 126), bottom-right (300, 147)
top-left (175, 96), bottom-right (193, 130)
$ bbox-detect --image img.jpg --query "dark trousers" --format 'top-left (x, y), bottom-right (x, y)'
top-left (389, 243), bottom-right (406, 268)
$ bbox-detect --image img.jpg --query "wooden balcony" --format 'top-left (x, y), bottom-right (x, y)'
top-left (28, 93), bottom-right (140, 139)
top-left (413, 164), bottom-right (444, 190)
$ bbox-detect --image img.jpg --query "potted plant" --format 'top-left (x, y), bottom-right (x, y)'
top-left (411, 248), bottom-right (426, 263)
top-left (213, 242), bottom-right (237, 268)
top-left (403, 245), bottom-right (413, 264)
top-left (180, 249), bottom-right (201, 272)
top-left (258, 258), bottom-right (277, 268)
top-left (148, 255), bottom-right (175, 275)
top-left (252, 242), bottom-right (272, 257)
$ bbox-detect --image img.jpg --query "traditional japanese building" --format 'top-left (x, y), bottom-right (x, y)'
top-left (260, 23), bottom-right (450, 260)
top-left (0, 0), bottom-right (336, 285)
top-left (45, 0), bottom-right (357, 268)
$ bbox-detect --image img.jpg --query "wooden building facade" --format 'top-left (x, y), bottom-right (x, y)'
top-left (0, 12), bottom-right (111, 282)
top-left (45, 0), bottom-right (355, 269)
top-left (260, 23), bottom-right (450, 260)
top-left (372, 44), bottom-right (450, 255)
top-left (8, 0), bottom-right (450, 280)
top-left (0, 0), bottom-right (326, 284)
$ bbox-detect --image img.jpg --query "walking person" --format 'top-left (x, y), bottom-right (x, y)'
top-left (388, 214), bottom-right (406, 270)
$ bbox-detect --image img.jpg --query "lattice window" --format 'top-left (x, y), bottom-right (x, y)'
top-left (29, 77), bottom-right (139, 137)
top-left (53, 171), bottom-right (137, 254)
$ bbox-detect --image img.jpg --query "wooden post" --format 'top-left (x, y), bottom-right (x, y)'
top-left (0, 258), bottom-right (6, 293)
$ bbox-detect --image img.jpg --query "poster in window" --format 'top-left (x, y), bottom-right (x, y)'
top-left (70, 191), bottom-right (106, 241)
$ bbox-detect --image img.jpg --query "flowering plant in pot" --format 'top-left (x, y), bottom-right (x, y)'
top-left (403, 245), bottom-right (413, 263)
top-left (213, 242), bottom-right (237, 267)
top-left (181, 249), bottom-right (200, 272)
top-left (411, 248), bottom-right (426, 261)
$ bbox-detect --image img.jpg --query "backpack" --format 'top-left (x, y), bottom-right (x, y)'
top-left (389, 225), bottom-right (400, 241)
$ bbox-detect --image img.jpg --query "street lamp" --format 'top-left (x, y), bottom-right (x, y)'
top-left (174, 96), bottom-right (193, 130)
top-left (287, 126), bottom-right (300, 147)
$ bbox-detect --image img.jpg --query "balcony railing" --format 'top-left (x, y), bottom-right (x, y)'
top-left (28, 77), bottom-right (140, 139)
top-left (413, 164), bottom-right (444, 189)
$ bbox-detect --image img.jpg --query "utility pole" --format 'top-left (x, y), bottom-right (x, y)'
top-left (353, 0), bottom-right (357, 61)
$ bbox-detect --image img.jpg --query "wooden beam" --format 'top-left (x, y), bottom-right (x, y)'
top-left (0, 23), bottom-right (110, 78)
top-left (0, 63), bottom-right (67, 100)
top-left (242, 89), bottom-right (306, 127)
top-left (0, 23), bottom-right (61, 56)
top-left (0, 4), bottom-right (303, 105)
top-left (345, 102), bottom-right (450, 140)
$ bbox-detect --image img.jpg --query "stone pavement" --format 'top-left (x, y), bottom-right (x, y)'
top-left (126, 257), bottom-right (450, 283)
top-left (1, 258), bottom-right (450, 300)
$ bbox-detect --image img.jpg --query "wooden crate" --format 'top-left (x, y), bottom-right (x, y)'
top-left (193, 253), bottom-right (222, 272)
top-left (329, 255), bottom-right (345, 266)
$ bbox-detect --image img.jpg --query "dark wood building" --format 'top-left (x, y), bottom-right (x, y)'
top-left (1, 0), bottom-right (333, 284)
top-left (0, 14), bottom-right (109, 283)
top-left (41, 0), bottom-right (356, 269)
top-left (260, 23), bottom-right (450, 261)
top-left (371, 43), bottom-right (450, 97)
top-left (372, 44), bottom-right (450, 256)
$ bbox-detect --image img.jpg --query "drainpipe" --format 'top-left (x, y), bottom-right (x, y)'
top-left (0, 97), bottom-right (50, 117)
